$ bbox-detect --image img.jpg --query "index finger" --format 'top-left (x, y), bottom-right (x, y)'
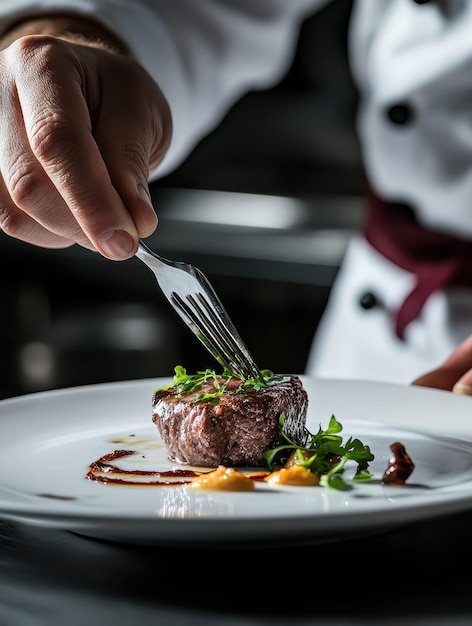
top-left (17, 37), bottom-right (139, 259)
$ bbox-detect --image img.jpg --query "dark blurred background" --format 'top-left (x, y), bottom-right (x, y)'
top-left (0, 0), bottom-right (365, 400)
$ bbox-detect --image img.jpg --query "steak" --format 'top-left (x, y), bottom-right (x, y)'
top-left (152, 374), bottom-right (308, 467)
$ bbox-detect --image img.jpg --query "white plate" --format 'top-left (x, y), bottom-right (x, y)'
top-left (1, 376), bottom-right (472, 546)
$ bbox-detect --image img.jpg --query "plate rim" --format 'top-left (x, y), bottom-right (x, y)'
top-left (1, 376), bottom-right (472, 545)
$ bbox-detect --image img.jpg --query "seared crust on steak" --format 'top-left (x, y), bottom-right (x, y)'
top-left (152, 374), bottom-right (308, 467)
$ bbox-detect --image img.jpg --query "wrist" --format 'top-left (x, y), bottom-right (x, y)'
top-left (0, 14), bottom-right (130, 54)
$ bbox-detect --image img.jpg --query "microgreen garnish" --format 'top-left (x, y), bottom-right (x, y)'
top-left (264, 414), bottom-right (374, 490)
top-left (156, 365), bottom-right (276, 403)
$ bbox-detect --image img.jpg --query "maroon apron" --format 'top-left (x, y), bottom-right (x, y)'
top-left (362, 187), bottom-right (472, 340)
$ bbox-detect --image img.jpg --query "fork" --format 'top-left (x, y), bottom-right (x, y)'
top-left (135, 240), bottom-right (264, 381)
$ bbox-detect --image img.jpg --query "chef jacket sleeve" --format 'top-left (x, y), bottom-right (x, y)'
top-left (0, 0), bottom-right (326, 178)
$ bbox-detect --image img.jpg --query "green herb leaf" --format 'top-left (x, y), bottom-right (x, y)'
top-left (155, 365), bottom-right (277, 403)
top-left (263, 414), bottom-right (374, 491)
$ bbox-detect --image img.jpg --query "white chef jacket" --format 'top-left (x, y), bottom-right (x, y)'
top-left (1, 0), bottom-right (472, 383)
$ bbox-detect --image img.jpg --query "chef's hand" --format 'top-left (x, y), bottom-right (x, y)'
top-left (412, 335), bottom-right (472, 395)
top-left (0, 15), bottom-right (172, 260)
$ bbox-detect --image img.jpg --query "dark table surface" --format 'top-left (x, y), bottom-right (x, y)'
top-left (1, 509), bottom-right (471, 626)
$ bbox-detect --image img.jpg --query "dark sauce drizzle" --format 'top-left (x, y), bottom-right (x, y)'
top-left (381, 442), bottom-right (415, 485)
top-left (85, 449), bottom-right (269, 486)
top-left (86, 449), bottom-right (201, 486)
top-left (86, 443), bottom-right (414, 488)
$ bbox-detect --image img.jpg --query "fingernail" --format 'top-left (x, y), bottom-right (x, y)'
top-left (452, 382), bottom-right (472, 396)
top-left (98, 229), bottom-right (135, 259)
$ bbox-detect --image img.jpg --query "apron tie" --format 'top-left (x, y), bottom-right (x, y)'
top-left (362, 188), bottom-right (472, 340)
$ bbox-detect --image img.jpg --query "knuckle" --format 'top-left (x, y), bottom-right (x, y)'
top-left (29, 119), bottom-right (75, 170)
top-left (4, 159), bottom-right (44, 208)
top-left (0, 202), bottom-right (28, 238)
top-left (8, 34), bottom-right (64, 66)
top-left (124, 142), bottom-right (148, 173)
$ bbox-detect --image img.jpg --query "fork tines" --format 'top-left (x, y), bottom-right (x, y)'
top-left (135, 240), bottom-right (263, 382)
top-left (171, 290), bottom-right (262, 381)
